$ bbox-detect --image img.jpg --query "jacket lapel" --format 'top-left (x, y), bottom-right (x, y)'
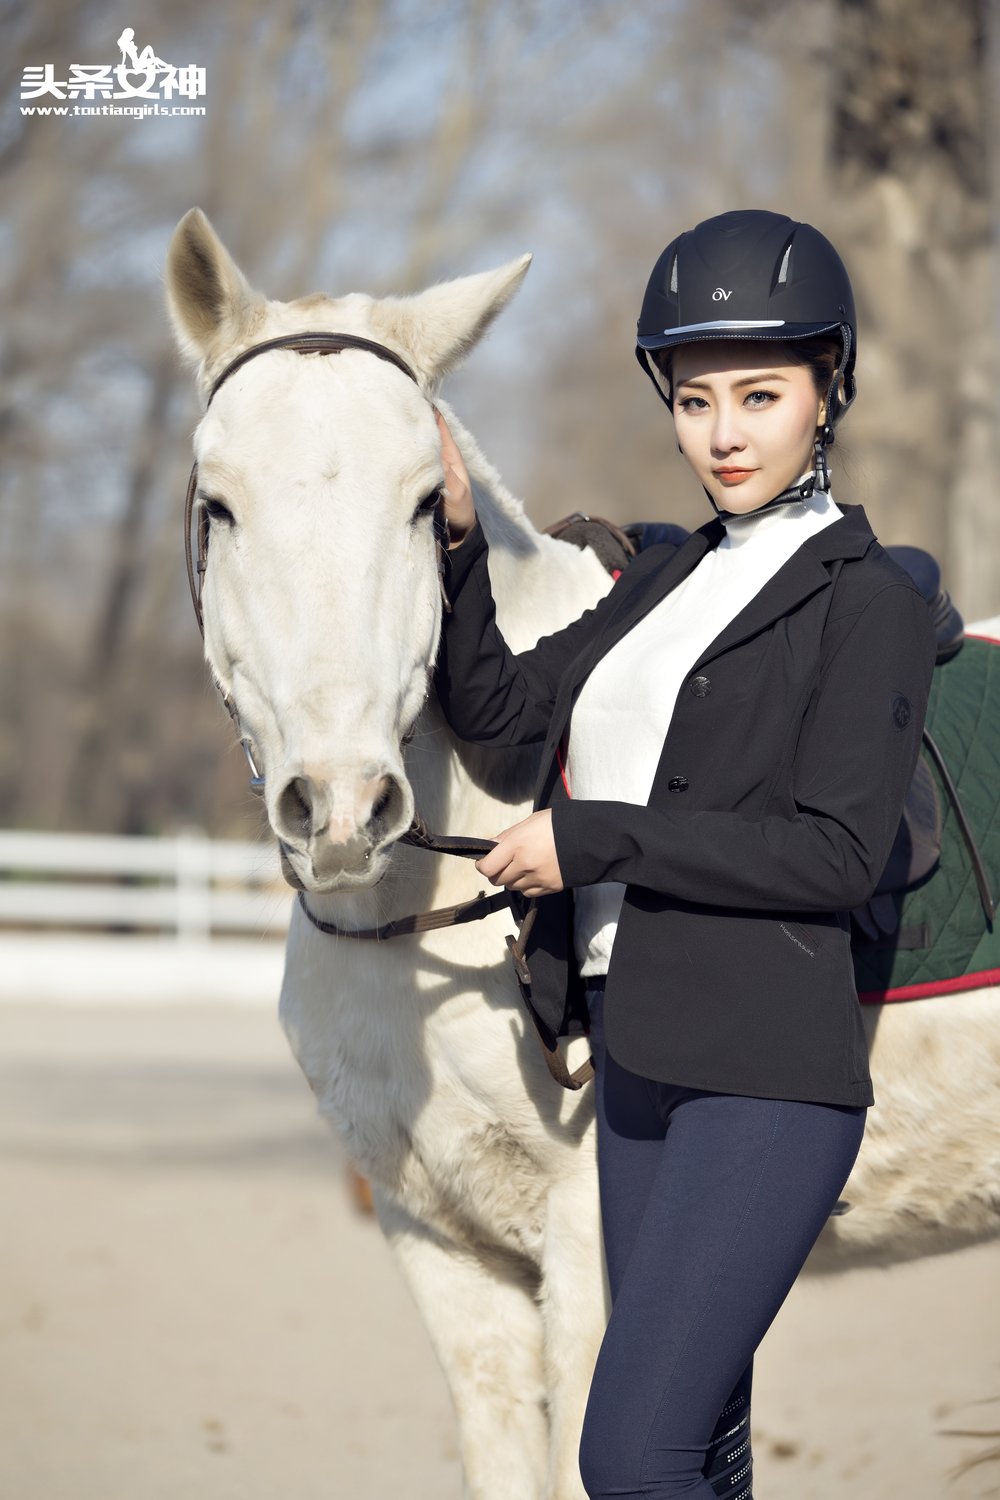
top-left (746, 501), bottom-right (878, 658)
top-left (539, 502), bottom-right (877, 792)
top-left (687, 547), bottom-right (833, 673)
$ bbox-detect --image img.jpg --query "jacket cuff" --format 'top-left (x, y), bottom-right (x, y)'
top-left (441, 514), bottom-right (488, 597)
top-left (550, 798), bottom-right (638, 890)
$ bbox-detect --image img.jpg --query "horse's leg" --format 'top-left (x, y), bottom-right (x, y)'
top-left (539, 1170), bottom-right (607, 1500)
top-left (377, 1194), bottom-right (549, 1500)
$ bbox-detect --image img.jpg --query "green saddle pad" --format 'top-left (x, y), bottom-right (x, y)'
top-left (854, 634), bottom-right (1000, 1001)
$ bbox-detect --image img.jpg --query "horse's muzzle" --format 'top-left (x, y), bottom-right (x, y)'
top-left (271, 765), bottom-right (412, 890)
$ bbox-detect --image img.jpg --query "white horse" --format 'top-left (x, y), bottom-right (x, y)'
top-left (165, 207), bottom-right (1000, 1500)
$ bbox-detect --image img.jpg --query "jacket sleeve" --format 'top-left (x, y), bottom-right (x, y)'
top-left (435, 513), bottom-right (664, 747)
top-left (549, 582), bottom-right (937, 912)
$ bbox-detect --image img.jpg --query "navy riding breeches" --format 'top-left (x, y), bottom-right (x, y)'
top-left (579, 978), bottom-right (867, 1500)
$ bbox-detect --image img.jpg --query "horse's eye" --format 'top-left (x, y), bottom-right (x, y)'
top-left (201, 496), bottom-right (235, 526)
top-left (412, 487), bottom-right (444, 523)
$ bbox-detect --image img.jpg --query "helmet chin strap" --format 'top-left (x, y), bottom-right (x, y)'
top-left (707, 428), bottom-right (834, 524)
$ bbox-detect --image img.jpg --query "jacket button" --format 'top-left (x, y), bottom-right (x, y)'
top-left (689, 674), bottom-right (712, 697)
top-left (667, 776), bottom-right (689, 793)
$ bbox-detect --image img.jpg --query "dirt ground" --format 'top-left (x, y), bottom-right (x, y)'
top-left (1, 999), bottom-right (998, 1500)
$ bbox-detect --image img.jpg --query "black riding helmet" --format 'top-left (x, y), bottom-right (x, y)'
top-left (635, 210), bottom-right (857, 512)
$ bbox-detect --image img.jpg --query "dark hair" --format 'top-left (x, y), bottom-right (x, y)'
top-left (779, 337), bottom-right (843, 411)
top-left (653, 335), bottom-right (846, 423)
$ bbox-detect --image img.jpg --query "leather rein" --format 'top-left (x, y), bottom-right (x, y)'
top-left (182, 330), bottom-right (630, 1090)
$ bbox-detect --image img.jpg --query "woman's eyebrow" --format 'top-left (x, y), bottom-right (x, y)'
top-left (676, 373), bottom-right (790, 390)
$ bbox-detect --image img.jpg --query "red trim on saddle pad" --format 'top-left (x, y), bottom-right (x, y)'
top-left (858, 967), bottom-right (1000, 1004)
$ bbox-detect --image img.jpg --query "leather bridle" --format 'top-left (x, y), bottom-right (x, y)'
top-left (181, 329), bottom-right (595, 1090)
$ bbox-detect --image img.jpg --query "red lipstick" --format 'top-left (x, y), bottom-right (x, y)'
top-left (714, 467), bottom-right (757, 484)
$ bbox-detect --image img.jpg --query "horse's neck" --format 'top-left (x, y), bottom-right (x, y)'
top-left (443, 408), bottom-right (613, 649)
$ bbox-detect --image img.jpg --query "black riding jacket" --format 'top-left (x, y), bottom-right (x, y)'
top-left (434, 503), bottom-right (937, 1107)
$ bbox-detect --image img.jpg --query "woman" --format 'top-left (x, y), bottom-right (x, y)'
top-left (433, 210), bottom-right (937, 1499)
top-left (117, 28), bottom-right (169, 73)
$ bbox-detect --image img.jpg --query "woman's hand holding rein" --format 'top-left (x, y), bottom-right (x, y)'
top-left (434, 407), bottom-right (477, 548)
top-left (476, 809), bottom-right (566, 898)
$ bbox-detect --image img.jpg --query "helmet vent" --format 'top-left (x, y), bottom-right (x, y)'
top-left (777, 242), bottom-right (792, 285)
top-left (669, 252), bottom-right (678, 293)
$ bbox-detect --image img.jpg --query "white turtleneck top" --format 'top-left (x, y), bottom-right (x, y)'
top-left (565, 488), bottom-right (844, 976)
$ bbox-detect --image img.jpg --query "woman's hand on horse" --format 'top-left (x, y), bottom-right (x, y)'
top-left (476, 809), bottom-right (566, 897)
top-left (434, 407), bottom-right (477, 546)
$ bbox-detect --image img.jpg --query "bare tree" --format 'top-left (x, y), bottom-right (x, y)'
top-left (829, 0), bottom-right (995, 615)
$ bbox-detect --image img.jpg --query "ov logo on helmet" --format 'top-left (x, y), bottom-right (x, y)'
top-left (712, 287), bottom-right (733, 301)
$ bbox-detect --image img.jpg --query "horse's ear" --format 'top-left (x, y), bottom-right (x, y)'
top-left (165, 208), bottom-right (266, 384)
top-left (369, 254), bottom-right (533, 389)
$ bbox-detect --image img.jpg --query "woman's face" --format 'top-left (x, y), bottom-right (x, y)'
top-left (670, 341), bottom-right (826, 515)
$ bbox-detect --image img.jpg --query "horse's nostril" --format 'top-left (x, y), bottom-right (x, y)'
top-left (371, 776), bottom-right (393, 821)
top-left (275, 770), bottom-right (405, 854)
top-left (276, 776), bottom-right (313, 841)
top-left (368, 774), bottom-right (401, 833)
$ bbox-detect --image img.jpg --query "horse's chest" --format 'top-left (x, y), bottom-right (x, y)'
top-left (410, 1109), bottom-right (549, 1257)
top-left (281, 975), bottom-right (553, 1258)
top-left (360, 1075), bottom-right (550, 1257)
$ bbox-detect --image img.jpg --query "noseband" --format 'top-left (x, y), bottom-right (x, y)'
top-left (180, 329), bottom-right (595, 1092)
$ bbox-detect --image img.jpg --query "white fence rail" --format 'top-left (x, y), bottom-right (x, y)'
top-left (0, 830), bottom-right (293, 1005)
top-left (0, 829), bottom-right (291, 939)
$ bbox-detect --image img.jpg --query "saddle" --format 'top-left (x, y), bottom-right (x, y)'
top-left (544, 514), bottom-right (995, 943)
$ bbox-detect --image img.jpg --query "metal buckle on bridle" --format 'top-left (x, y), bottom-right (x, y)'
top-left (241, 738), bottom-right (265, 797)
